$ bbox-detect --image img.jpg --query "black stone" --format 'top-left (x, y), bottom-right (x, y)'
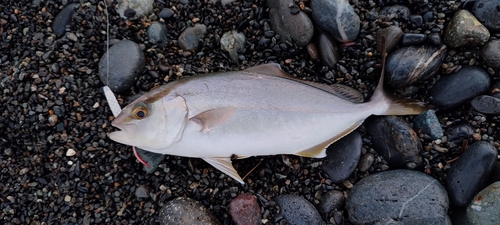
top-left (379, 5), bottom-right (411, 21)
top-left (274, 195), bottom-right (325, 225)
top-left (472, 0), bottom-right (500, 31)
top-left (317, 32), bottom-right (340, 69)
top-left (428, 33), bottom-right (442, 45)
top-left (409, 15), bottom-right (423, 28)
top-left (471, 95), bottom-right (500, 115)
top-left (400, 33), bottom-right (427, 46)
top-left (159, 8), bottom-right (174, 19)
top-left (310, 0), bottom-right (360, 42)
top-left (446, 124), bottom-right (474, 144)
top-left (51, 3), bottom-right (79, 36)
top-left (322, 131), bottom-right (362, 183)
top-left (124, 8), bottom-right (136, 18)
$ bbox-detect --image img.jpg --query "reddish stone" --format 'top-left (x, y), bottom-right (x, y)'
top-left (229, 193), bottom-right (261, 225)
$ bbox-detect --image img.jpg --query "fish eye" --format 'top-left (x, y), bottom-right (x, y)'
top-left (132, 103), bottom-right (149, 119)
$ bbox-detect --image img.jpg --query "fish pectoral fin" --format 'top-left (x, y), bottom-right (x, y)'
top-left (190, 107), bottom-right (235, 132)
top-left (202, 157), bottom-right (244, 184)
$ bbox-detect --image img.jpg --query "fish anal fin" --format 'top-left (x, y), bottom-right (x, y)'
top-left (202, 157), bottom-right (244, 184)
top-left (190, 107), bottom-right (236, 132)
top-left (295, 121), bottom-right (363, 158)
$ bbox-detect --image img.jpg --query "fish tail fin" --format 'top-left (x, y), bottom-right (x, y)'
top-left (370, 37), bottom-right (427, 116)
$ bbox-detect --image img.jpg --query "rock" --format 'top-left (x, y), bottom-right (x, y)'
top-left (446, 124), bottom-right (474, 144)
top-left (450, 207), bottom-right (471, 225)
top-left (322, 131), bottom-right (362, 183)
top-left (159, 197), bottom-right (221, 225)
top-left (318, 190), bottom-right (345, 215)
top-left (428, 33), bottom-right (442, 46)
top-left (135, 185), bottom-right (149, 198)
top-left (52, 3), bottom-right (79, 36)
top-left (357, 153), bottom-right (375, 172)
top-left (472, 0), bottom-right (500, 31)
top-left (273, 195), bottom-right (324, 224)
top-left (317, 32), bottom-right (340, 69)
top-left (444, 10), bottom-right (490, 48)
top-left (66, 148), bottom-right (76, 157)
top-left (429, 66), bottom-right (491, 110)
top-left (385, 45), bottom-right (446, 89)
top-left (310, 0), bottom-right (360, 42)
top-left (409, 15), bottom-right (423, 28)
top-left (445, 141), bottom-right (498, 206)
top-left (229, 193), bottom-right (261, 225)
top-left (178, 24), bottom-right (207, 52)
top-left (481, 40), bottom-right (500, 69)
top-left (413, 110), bottom-right (444, 139)
top-left (116, 0), bottom-right (154, 19)
top-left (366, 116), bottom-right (423, 169)
top-left (147, 22), bottom-right (168, 46)
top-left (159, 8), bottom-right (175, 19)
top-left (400, 33), bottom-right (427, 46)
top-left (346, 170), bottom-right (450, 224)
top-left (491, 81), bottom-right (500, 99)
top-left (220, 30), bottom-right (245, 62)
top-left (488, 161), bottom-right (500, 184)
top-left (467, 182), bottom-right (500, 225)
top-left (98, 39), bottom-right (145, 93)
top-left (376, 26), bottom-right (403, 53)
top-left (267, 0), bottom-right (313, 47)
top-left (471, 95), bottom-right (500, 115)
top-left (379, 5), bottom-right (410, 21)
top-left (136, 148), bottom-right (166, 174)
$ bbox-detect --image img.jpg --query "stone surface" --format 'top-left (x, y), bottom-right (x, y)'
top-left (229, 193), bottom-right (261, 225)
top-left (467, 182), bottom-right (500, 225)
top-left (159, 8), bottom-right (175, 19)
top-left (444, 10), bottom-right (490, 48)
top-left (98, 39), bottom-right (145, 93)
top-left (376, 26), bottom-right (403, 53)
top-left (400, 33), bottom-right (427, 46)
top-left (409, 15), bottom-right (423, 28)
top-left (178, 24), bottom-right (207, 52)
top-left (322, 131), bottom-right (362, 183)
top-left (414, 110), bottom-right (444, 139)
top-left (481, 40), bottom-right (500, 69)
top-left (385, 45), bottom-right (446, 89)
top-left (429, 66), bottom-right (491, 110)
top-left (346, 170), bottom-right (450, 225)
top-left (318, 32), bottom-right (340, 69)
top-left (446, 141), bottom-right (498, 206)
top-left (446, 124), bottom-right (474, 144)
top-left (267, 0), bottom-right (313, 47)
top-left (310, 0), bottom-right (360, 42)
top-left (366, 116), bottom-right (423, 169)
top-left (471, 95), bottom-right (500, 115)
top-left (357, 153), bottom-right (375, 172)
top-left (52, 3), bottom-right (79, 36)
top-left (491, 81), bottom-right (500, 99)
top-left (116, 0), bottom-right (154, 19)
top-left (428, 33), bottom-right (442, 46)
top-left (318, 190), bottom-right (345, 215)
top-left (147, 22), bottom-right (168, 46)
top-left (159, 197), bottom-right (221, 225)
top-left (220, 30), bottom-right (246, 62)
top-left (134, 185), bottom-right (149, 198)
top-left (472, 0), bottom-right (500, 31)
top-left (274, 195), bottom-right (324, 225)
top-left (379, 5), bottom-right (410, 21)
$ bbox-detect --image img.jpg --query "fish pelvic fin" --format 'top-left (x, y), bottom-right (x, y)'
top-left (370, 37), bottom-right (427, 116)
top-left (202, 157), bottom-right (244, 184)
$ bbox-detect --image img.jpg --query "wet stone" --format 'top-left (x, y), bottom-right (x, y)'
top-left (178, 24), bottom-right (207, 52)
top-left (317, 32), bottom-right (340, 69)
top-left (471, 95), bottom-right (500, 115)
top-left (446, 124), bottom-right (475, 144)
top-left (467, 181), bottom-right (500, 225)
top-left (158, 8), bottom-right (175, 19)
top-left (428, 33), bottom-right (442, 46)
top-left (357, 153), bottom-right (375, 172)
top-left (273, 194), bottom-right (324, 224)
top-left (414, 110), bottom-right (444, 139)
top-left (376, 26), bottom-right (403, 53)
top-left (444, 10), bottom-right (490, 48)
top-left (220, 30), bottom-right (245, 62)
top-left (472, 0), bottom-right (500, 31)
top-left (379, 5), bottom-right (411, 21)
top-left (385, 45), bottom-right (446, 89)
top-left (267, 0), bottom-right (313, 47)
top-left (310, 0), bottom-right (360, 42)
top-left (446, 141), bottom-right (498, 206)
top-left (98, 39), bottom-right (145, 93)
top-left (322, 131), bottom-right (362, 183)
top-left (136, 148), bottom-right (166, 174)
top-left (51, 3), bottom-right (79, 36)
top-left (159, 197), bottom-right (221, 225)
top-left (400, 33), bottom-right (427, 46)
top-left (116, 0), bottom-right (154, 19)
top-left (147, 22), bottom-right (168, 47)
top-left (318, 190), bottom-right (345, 215)
top-left (409, 15), bottom-right (423, 28)
top-left (481, 40), bottom-right (500, 69)
top-left (429, 66), bottom-right (491, 110)
top-left (229, 193), bottom-right (261, 225)
top-left (366, 116), bottom-right (423, 169)
top-left (346, 170), bottom-right (450, 225)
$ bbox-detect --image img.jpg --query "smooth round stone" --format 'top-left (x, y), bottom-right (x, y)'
top-left (52, 3), bottom-right (79, 36)
top-left (147, 22), bottom-right (168, 46)
top-left (366, 116), bottom-right (423, 169)
top-left (385, 45), bottom-right (446, 89)
top-left (400, 33), bottom-right (427, 46)
top-left (467, 182), bottom-right (500, 225)
top-left (229, 193), bottom-right (261, 225)
top-left (428, 33), bottom-right (442, 46)
top-left (471, 95), bottom-right (500, 115)
top-left (445, 141), bottom-right (498, 206)
top-left (116, 0), bottom-right (154, 19)
top-left (481, 40), bottom-right (500, 69)
top-left (423, 12), bottom-right (434, 23)
top-left (178, 24), bottom-right (207, 52)
top-left (158, 8), bottom-right (175, 19)
top-left (310, 0), bottom-right (360, 42)
top-left (318, 190), bottom-right (345, 215)
top-left (317, 32), bottom-right (340, 69)
top-left (346, 170), bottom-right (450, 224)
top-left (159, 197), bottom-right (221, 225)
top-left (379, 5), bottom-right (410, 21)
top-left (429, 66), bottom-right (491, 110)
top-left (267, 0), bottom-right (313, 47)
top-left (376, 26), bottom-right (403, 53)
top-left (413, 110), bottom-right (444, 139)
top-left (322, 131), bottom-right (362, 183)
top-left (274, 195), bottom-right (324, 224)
top-left (446, 124), bottom-right (474, 144)
top-left (444, 10), bottom-right (490, 48)
top-left (98, 39), bottom-right (145, 93)
top-left (472, 0), bottom-right (500, 31)
top-left (220, 30), bottom-right (245, 61)
top-left (135, 147), bottom-right (166, 174)
top-left (357, 153), bottom-right (375, 172)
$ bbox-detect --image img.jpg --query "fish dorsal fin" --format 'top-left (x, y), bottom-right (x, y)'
top-left (244, 63), bottom-right (294, 78)
top-left (295, 121), bottom-right (363, 158)
top-left (190, 107), bottom-right (236, 132)
top-left (202, 157), bottom-right (244, 184)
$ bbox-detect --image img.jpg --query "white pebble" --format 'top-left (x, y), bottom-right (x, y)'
top-left (66, 148), bottom-right (76, 156)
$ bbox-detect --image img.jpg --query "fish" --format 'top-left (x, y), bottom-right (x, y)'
top-left (108, 52), bottom-right (426, 184)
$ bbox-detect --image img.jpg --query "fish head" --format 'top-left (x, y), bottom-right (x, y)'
top-left (108, 95), bottom-right (188, 152)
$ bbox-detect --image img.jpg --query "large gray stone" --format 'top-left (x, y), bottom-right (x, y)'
top-left (467, 182), bottom-right (500, 225)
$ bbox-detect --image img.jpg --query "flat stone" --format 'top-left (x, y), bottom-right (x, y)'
top-left (481, 40), bottom-right (500, 69)
top-left (310, 0), bottom-right (360, 42)
top-left (147, 22), bottom-right (168, 46)
top-left (317, 32), bottom-right (340, 69)
top-left (445, 141), bottom-right (498, 206)
top-left (274, 194), bottom-right (324, 224)
top-left (444, 10), bottom-right (490, 48)
top-left (400, 33), bottom-right (427, 46)
top-left (267, 0), bottom-right (313, 47)
top-left (159, 8), bottom-right (175, 19)
top-left (376, 26), bottom-right (403, 53)
top-left (467, 182), bottom-right (500, 225)
top-left (472, 0), bottom-right (500, 31)
top-left (178, 24), bottom-right (207, 52)
top-left (52, 3), bottom-right (79, 36)
top-left (159, 197), bottom-right (221, 225)
top-left (346, 170), bottom-right (450, 224)
top-left (413, 110), bottom-right (444, 139)
top-left (471, 95), bottom-right (500, 115)
top-left (229, 193), bottom-right (261, 225)
top-left (322, 131), bottom-right (362, 183)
